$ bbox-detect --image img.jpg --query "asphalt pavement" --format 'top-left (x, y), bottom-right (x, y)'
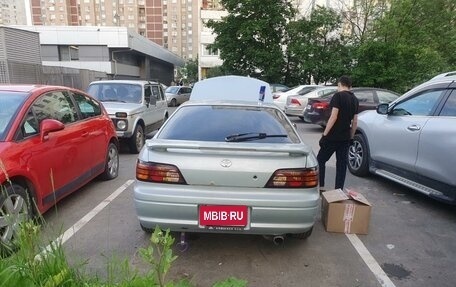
top-left (42, 115), bottom-right (456, 287)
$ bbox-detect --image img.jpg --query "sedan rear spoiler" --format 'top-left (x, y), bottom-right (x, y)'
top-left (146, 139), bottom-right (310, 156)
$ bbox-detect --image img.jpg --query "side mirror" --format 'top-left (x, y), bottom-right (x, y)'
top-left (40, 119), bottom-right (64, 142)
top-left (376, 103), bottom-right (389, 115)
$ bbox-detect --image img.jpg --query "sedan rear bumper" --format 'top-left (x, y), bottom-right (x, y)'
top-left (134, 181), bottom-right (319, 235)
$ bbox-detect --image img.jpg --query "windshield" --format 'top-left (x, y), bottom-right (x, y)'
top-left (0, 92), bottom-right (27, 140)
top-left (165, 87), bottom-right (180, 94)
top-left (159, 105), bottom-right (299, 143)
top-left (87, 83), bottom-right (142, 104)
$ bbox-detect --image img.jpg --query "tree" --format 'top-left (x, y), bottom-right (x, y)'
top-left (206, 0), bottom-right (295, 83)
top-left (333, 0), bottom-right (389, 43)
top-left (286, 6), bottom-right (352, 85)
top-left (177, 58), bottom-right (198, 84)
top-left (206, 66), bottom-right (228, 78)
top-left (352, 0), bottom-right (455, 92)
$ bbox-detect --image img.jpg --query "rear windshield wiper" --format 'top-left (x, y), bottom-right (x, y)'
top-left (225, 132), bottom-right (288, 142)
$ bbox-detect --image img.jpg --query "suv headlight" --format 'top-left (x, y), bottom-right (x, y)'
top-left (116, 119), bottom-right (127, 130)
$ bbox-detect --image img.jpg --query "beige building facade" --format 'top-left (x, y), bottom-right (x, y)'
top-left (0, 0), bottom-right (27, 25)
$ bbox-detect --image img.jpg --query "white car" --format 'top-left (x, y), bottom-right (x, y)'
top-left (284, 86), bottom-right (337, 119)
top-left (134, 76), bottom-right (319, 242)
top-left (87, 80), bottom-right (169, 153)
top-left (272, 85), bottom-right (320, 111)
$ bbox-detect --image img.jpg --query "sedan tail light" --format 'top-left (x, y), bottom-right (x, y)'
top-left (312, 102), bottom-right (329, 110)
top-left (265, 168), bottom-right (318, 188)
top-left (136, 160), bottom-right (187, 184)
top-left (290, 98), bottom-right (301, 105)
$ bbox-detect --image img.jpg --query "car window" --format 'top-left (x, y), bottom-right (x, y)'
top-left (317, 88), bottom-right (337, 97)
top-left (297, 87), bottom-right (317, 95)
top-left (33, 91), bottom-right (78, 125)
top-left (18, 109), bottom-right (40, 139)
top-left (72, 92), bottom-right (102, 119)
top-left (159, 105), bottom-right (299, 143)
top-left (159, 85), bottom-right (165, 100)
top-left (354, 90), bottom-right (375, 103)
top-left (439, 91), bottom-right (456, 116)
top-left (377, 90), bottom-right (399, 103)
top-left (391, 89), bottom-right (445, 116)
top-left (0, 92), bottom-right (27, 140)
top-left (87, 83), bottom-right (142, 104)
top-left (151, 85), bottom-right (161, 100)
top-left (166, 87), bottom-right (179, 94)
top-left (145, 85), bottom-right (152, 103)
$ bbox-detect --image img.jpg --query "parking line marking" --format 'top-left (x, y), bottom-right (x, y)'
top-left (36, 180), bottom-right (134, 260)
top-left (346, 234), bottom-right (396, 287)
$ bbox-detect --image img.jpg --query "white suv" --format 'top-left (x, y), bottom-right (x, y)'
top-left (87, 80), bottom-right (168, 153)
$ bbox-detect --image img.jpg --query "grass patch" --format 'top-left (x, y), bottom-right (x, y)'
top-left (0, 222), bottom-right (247, 287)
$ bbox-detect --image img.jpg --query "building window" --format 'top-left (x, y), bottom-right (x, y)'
top-left (58, 45), bottom-right (79, 61)
top-left (202, 44), bottom-right (219, 56)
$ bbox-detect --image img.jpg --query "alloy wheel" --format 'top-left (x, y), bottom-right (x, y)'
top-left (348, 141), bottom-right (363, 170)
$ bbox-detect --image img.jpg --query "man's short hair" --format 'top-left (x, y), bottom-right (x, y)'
top-left (338, 76), bottom-right (352, 88)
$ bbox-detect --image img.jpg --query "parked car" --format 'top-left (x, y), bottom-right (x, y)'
top-left (304, 87), bottom-right (400, 126)
top-left (269, 83), bottom-right (289, 93)
top-left (134, 76), bottom-right (319, 242)
top-left (87, 80), bottom-right (168, 153)
top-left (272, 85), bottom-right (320, 111)
top-left (165, 86), bottom-right (192, 107)
top-left (0, 85), bottom-right (119, 252)
top-left (348, 75), bottom-right (456, 204)
top-left (284, 86), bottom-right (337, 119)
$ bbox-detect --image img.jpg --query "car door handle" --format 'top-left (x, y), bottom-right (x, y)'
top-left (81, 131), bottom-right (89, 137)
top-left (407, 125), bottom-right (421, 131)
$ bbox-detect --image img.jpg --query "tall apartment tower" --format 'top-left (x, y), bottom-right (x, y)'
top-left (163, 0), bottom-right (199, 60)
top-left (0, 0), bottom-right (27, 25)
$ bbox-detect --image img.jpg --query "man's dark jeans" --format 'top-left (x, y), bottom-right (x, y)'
top-left (317, 138), bottom-right (350, 189)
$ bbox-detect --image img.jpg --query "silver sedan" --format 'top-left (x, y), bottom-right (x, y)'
top-left (134, 78), bottom-right (319, 239)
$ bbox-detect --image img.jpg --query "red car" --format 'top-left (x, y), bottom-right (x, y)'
top-left (303, 87), bottom-right (400, 127)
top-left (0, 85), bottom-right (119, 249)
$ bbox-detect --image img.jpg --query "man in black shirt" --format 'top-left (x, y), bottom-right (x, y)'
top-left (317, 76), bottom-right (359, 190)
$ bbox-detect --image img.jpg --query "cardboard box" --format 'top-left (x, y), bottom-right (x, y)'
top-left (321, 189), bottom-right (372, 234)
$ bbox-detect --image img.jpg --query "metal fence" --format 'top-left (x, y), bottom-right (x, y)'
top-left (0, 60), bottom-right (107, 91)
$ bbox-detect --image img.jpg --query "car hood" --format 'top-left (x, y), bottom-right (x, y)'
top-left (101, 102), bottom-right (144, 116)
top-left (142, 139), bottom-right (316, 188)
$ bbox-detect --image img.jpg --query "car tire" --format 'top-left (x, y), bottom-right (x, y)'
top-left (291, 227), bottom-right (313, 239)
top-left (170, 98), bottom-right (177, 107)
top-left (129, 125), bottom-right (145, 154)
top-left (100, 143), bottom-right (119, 180)
top-left (140, 223), bottom-right (153, 233)
top-left (0, 183), bottom-right (33, 256)
top-left (348, 134), bottom-right (370, 177)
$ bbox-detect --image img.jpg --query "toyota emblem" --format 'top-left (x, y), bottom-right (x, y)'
top-left (220, 159), bottom-right (232, 168)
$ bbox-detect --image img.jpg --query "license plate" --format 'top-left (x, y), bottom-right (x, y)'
top-left (199, 205), bottom-right (248, 227)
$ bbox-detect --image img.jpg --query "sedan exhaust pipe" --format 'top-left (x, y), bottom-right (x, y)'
top-left (272, 235), bottom-right (285, 246)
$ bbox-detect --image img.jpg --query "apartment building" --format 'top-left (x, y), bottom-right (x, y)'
top-left (0, 0), bottom-right (27, 25)
top-left (27, 0), bottom-right (198, 60)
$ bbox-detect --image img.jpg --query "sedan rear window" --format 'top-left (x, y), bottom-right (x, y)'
top-left (159, 105), bottom-right (300, 143)
top-left (0, 92), bottom-right (27, 140)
